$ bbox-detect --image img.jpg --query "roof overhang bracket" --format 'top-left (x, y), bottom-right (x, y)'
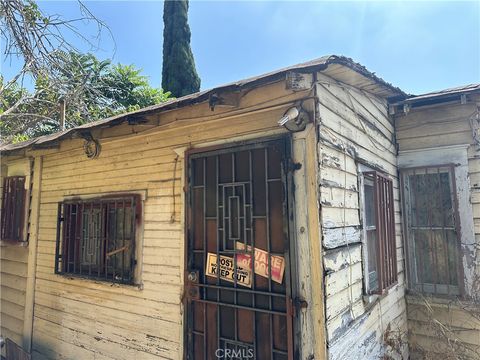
top-left (285, 71), bottom-right (313, 91)
top-left (127, 115), bottom-right (149, 125)
top-left (209, 92), bottom-right (240, 111)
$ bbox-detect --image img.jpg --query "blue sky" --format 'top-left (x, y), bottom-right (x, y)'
top-left (2, 1), bottom-right (480, 95)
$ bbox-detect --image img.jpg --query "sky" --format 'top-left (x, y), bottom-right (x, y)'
top-left (2, 0), bottom-right (480, 95)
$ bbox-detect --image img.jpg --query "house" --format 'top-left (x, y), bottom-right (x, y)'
top-left (392, 85), bottom-right (480, 358)
top-left (0, 55), bottom-right (478, 360)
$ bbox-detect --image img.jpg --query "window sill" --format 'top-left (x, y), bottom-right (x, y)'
top-left (363, 282), bottom-right (401, 309)
top-left (0, 240), bottom-right (28, 247)
top-left (55, 272), bottom-right (144, 291)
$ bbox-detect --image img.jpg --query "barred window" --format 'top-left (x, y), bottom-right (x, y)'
top-left (55, 195), bottom-right (140, 284)
top-left (1, 176), bottom-right (27, 242)
top-left (360, 171), bottom-right (398, 295)
top-left (401, 166), bottom-right (462, 296)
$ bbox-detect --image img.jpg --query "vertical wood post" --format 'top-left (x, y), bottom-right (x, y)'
top-left (22, 156), bottom-right (43, 352)
top-left (292, 123), bottom-right (327, 359)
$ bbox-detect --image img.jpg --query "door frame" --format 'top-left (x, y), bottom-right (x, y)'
top-left (182, 134), bottom-right (298, 360)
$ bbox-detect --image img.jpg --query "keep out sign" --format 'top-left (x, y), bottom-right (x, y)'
top-left (236, 242), bottom-right (285, 284)
top-left (205, 253), bottom-right (252, 287)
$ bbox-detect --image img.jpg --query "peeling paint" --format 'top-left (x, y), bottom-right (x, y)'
top-left (322, 153), bottom-right (342, 169)
top-left (328, 314), bottom-right (382, 360)
top-left (323, 226), bottom-right (361, 249)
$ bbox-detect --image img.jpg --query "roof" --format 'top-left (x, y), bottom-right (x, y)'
top-left (1, 54), bottom-right (406, 154)
top-left (399, 83), bottom-right (480, 104)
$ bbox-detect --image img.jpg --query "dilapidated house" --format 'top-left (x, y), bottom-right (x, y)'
top-left (0, 55), bottom-right (478, 360)
top-left (392, 85), bottom-right (480, 359)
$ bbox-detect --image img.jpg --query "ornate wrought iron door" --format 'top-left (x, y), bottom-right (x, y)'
top-left (185, 138), bottom-right (294, 360)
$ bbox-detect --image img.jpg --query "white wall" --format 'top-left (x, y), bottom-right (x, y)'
top-left (316, 72), bottom-right (408, 360)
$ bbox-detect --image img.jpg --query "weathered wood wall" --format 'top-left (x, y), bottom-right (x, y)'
top-left (316, 72), bottom-right (408, 360)
top-left (0, 158), bottom-right (31, 356)
top-left (406, 296), bottom-right (480, 359)
top-left (395, 96), bottom-right (480, 359)
top-left (21, 81), bottom-right (325, 359)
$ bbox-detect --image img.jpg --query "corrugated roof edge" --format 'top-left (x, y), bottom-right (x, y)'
top-left (1, 54), bottom-right (406, 154)
top-left (399, 83), bottom-right (480, 104)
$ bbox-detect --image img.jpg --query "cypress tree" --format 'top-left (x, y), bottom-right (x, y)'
top-left (162, 0), bottom-right (201, 98)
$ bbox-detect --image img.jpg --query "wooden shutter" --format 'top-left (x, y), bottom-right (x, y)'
top-left (375, 173), bottom-right (397, 292)
top-left (1, 176), bottom-right (26, 241)
top-left (365, 171), bottom-right (398, 293)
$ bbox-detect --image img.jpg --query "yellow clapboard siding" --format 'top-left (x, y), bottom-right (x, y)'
top-left (34, 307), bottom-right (179, 358)
top-left (0, 326), bottom-right (23, 348)
top-left (42, 109), bottom-right (286, 167)
top-left (316, 81), bottom-right (395, 137)
top-left (0, 246), bottom-right (28, 263)
top-left (34, 275), bottom-right (182, 304)
top-left (1, 259), bottom-right (28, 277)
top-left (41, 160), bottom-right (180, 188)
top-left (0, 273), bottom-right (27, 292)
top-left (1, 299), bottom-right (25, 321)
top-left (409, 319), bottom-right (480, 347)
top-left (32, 327), bottom-right (96, 360)
top-left (28, 100), bottom-right (289, 358)
top-left (0, 286), bottom-right (26, 307)
top-left (407, 302), bottom-right (480, 331)
top-left (398, 131), bottom-right (472, 151)
top-left (39, 181), bottom-right (178, 202)
top-left (41, 152), bottom-right (176, 179)
top-left (318, 120), bottom-right (397, 173)
top-left (41, 166), bottom-right (179, 191)
top-left (0, 313), bottom-right (24, 335)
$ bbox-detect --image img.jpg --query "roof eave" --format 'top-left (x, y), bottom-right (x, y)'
top-left (1, 55), bottom-right (405, 155)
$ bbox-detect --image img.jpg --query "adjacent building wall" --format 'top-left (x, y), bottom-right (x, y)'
top-left (0, 158), bottom-right (32, 356)
top-left (316, 72), bottom-right (408, 360)
top-left (395, 96), bottom-right (480, 359)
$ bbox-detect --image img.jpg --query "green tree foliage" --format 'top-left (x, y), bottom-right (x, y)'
top-left (1, 1), bottom-right (172, 143)
top-left (0, 52), bottom-right (171, 141)
top-left (162, 0), bottom-right (200, 98)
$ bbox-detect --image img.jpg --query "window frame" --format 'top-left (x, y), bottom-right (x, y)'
top-left (400, 164), bottom-right (465, 297)
top-left (359, 167), bottom-right (398, 296)
top-left (1, 176), bottom-right (27, 243)
top-left (55, 194), bottom-right (142, 285)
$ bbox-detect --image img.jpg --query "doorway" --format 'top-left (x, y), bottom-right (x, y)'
top-left (185, 138), bottom-right (294, 360)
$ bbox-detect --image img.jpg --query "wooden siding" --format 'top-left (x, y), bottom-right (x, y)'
top-left (0, 158), bottom-right (31, 356)
top-left (23, 81), bottom-right (323, 359)
top-left (316, 72), bottom-right (408, 360)
top-left (395, 96), bottom-right (480, 359)
top-left (406, 296), bottom-right (480, 359)
top-left (0, 246), bottom-right (28, 351)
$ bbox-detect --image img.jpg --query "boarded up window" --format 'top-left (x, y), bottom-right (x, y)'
top-left (361, 171), bottom-right (397, 294)
top-left (1, 176), bottom-right (26, 242)
top-left (55, 195), bottom-right (140, 284)
top-left (401, 166), bottom-right (462, 296)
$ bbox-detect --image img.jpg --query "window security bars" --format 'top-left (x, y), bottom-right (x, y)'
top-left (401, 165), bottom-right (463, 296)
top-left (55, 195), bottom-right (139, 284)
top-left (363, 171), bottom-right (398, 294)
top-left (1, 176), bottom-right (26, 242)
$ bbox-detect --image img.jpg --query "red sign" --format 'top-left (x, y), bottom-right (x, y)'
top-left (236, 242), bottom-right (285, 284)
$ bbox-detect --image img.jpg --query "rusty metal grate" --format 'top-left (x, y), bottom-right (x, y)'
top-left (363, 171), bottom-right (398, 294)
top-left (186, 139), bottom-right (293, 360)
top-left (1, 176), bottom-right (26, 242)
top-left (55, 195), bottom-right (139, 284)
top-left (401, 165), bottom-right (463, 296)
